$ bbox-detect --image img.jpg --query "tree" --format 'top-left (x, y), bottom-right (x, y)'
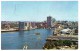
top-left (63, 40), bottom-right (72, 47)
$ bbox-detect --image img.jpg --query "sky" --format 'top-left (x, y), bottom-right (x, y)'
top-left (1, 1), bottom-right (78, 21)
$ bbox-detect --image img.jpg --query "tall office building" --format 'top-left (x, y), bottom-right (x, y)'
top-left (47, 16), bottom-right (52, 28)
top-left (19, 22), bottom-right (25, 30)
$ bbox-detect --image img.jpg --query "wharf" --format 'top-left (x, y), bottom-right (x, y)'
top-left (46, 35), bottom-right (78, 42)
top-left (1, 28), bottom-right (36, 32)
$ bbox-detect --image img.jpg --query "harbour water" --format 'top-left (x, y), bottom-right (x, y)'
top-left (1, 29), bottom-right (53, 50)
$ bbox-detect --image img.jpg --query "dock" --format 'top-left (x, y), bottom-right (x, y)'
top-left (1, 29), bottom-right (31, 32)
top-left (46, 35), bottom-right (78, 42)
top-left (1, 29), bottom-right (18, 32)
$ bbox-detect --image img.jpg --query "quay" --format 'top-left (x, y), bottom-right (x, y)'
top-left (1, 28), bottom-right (37, 32)
top-left (46, 35), bottom-right (78, 42)
top-left (1, 29), bottom-right (28, 32)
top-left (1, 29), bottom-right (18, 32)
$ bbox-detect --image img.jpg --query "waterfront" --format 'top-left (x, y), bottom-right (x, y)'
top-left (1, 29), bottom-right (53, 50)
top-left (1, 1), bottom-right (78, 50)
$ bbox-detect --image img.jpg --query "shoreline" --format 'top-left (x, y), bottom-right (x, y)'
top-left (1, 29), bottom-right (30, 32)
top-left (1, 28), bottom-right (48, 32)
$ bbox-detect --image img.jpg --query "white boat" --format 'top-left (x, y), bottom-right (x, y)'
top-left (23, 45), bottom-right (28, 50)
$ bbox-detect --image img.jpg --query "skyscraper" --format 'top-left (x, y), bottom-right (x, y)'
top-left (47, 16), bottom-right (52, 28)
top-left (19, 21), bottom-right (25, 30)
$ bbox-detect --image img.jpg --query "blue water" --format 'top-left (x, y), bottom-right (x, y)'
top-left (1, 29), bottom-right (53, 50)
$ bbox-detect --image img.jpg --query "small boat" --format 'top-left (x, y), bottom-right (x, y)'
top-left (23, 45), bottom-right (28, 50)
top-left (35, 32), bottom-right (40, 35)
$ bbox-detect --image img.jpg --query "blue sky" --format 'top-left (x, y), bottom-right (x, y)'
top-left (1, 1), bottom-right (78, 21)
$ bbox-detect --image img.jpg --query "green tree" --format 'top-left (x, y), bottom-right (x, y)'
top-left (63, 40), bottom-right (72, 47)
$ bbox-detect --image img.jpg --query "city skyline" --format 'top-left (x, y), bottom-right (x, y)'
top-left (1, 1), bottom-right (78, 21)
